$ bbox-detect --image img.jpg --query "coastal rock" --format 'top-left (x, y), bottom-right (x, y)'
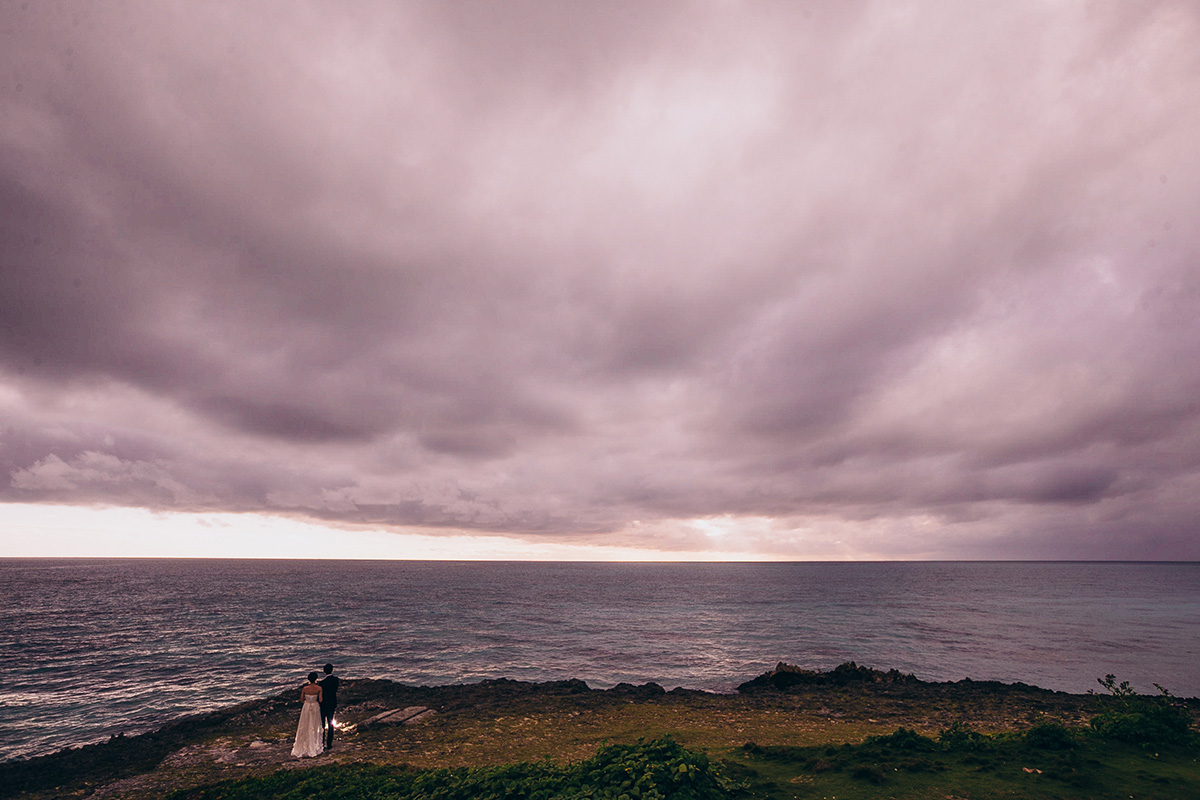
top-left (737, 661), bottom-right (921, 693)
top-left (476, 677), bottom-right (590, 695)
top-left (609, 682), bottom-right (667, 699)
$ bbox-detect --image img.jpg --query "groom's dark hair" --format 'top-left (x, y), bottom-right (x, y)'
top-left (323, 663), bottom-right (334, 674)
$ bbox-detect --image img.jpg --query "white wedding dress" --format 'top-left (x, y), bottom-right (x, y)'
top-left (291, 693), bottom-right (325, 758)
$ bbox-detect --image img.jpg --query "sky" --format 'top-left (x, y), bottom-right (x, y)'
top-left (2, 1), bottom-right (1199, 561)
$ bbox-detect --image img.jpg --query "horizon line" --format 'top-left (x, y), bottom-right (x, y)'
top-left (3, 555), bottom-right (1197, 564)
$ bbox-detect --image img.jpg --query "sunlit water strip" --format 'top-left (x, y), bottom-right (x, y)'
top-left (2, 559), bottom-right (1197, 762)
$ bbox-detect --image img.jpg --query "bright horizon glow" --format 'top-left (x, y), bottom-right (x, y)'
top-left (0, 503), bottom-right (787, 561)
top-left (2, 504), bottom-right (1191, 562)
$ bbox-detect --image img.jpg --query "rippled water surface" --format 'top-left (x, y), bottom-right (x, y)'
top-left (3, 559), bottom-right (1198, 761)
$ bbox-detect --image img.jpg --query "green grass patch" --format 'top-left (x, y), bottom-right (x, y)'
top-left (156, 723), bottom-right (1200, 800)
top-left (165, 737), bottom-right (732, 800)
top-left (727, 722), bottom-right (1200, 799)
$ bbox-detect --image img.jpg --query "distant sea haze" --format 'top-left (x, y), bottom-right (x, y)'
top-left (2, 559), bottom-right (1197, 763)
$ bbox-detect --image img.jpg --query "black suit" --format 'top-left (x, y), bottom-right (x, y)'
top-left (318, 673), bottom-right (339, 748)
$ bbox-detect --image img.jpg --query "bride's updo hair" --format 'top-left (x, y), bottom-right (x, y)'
top-left (308, 671), bottom-right (319, 683)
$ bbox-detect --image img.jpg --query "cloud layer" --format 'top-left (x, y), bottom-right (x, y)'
top-left (3, 1), bottom-right (1199, 558)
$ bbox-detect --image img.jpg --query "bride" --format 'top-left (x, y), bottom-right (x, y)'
top-left (291, 672), bottom-right (325, 758)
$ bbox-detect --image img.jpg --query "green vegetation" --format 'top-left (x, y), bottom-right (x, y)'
top-left (145, 720), bottom-right (1200, 800)
top-left (729, 716), bottom-right (1199, 799)
top-left (163, 680), bottom-right (1199, 800)
top-left (4, 668), bottom-right (1196, 799)
top-left (165, 738), bottom-right (730, 800)
top-left (1089, 673), bottom-right (1194, 746)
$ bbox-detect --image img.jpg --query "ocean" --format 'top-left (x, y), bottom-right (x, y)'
top-left (2, 559), bottom-right (1197, 762)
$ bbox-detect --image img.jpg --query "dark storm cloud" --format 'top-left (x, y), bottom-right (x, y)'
top-left (3, 1), bottom-right (1199, 557)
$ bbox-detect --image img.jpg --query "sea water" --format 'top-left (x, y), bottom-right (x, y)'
top-left (2, 559), bottom-right (1197, 762)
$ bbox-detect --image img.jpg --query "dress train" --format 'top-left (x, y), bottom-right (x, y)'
top-left (291, 696), bottom-right (324, 758)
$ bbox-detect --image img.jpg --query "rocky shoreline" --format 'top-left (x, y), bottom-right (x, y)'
top-left (3, 663), bottom-right (1194, 800)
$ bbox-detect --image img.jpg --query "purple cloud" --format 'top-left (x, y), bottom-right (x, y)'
top-left (2, 1), bottom-right (1199, 558)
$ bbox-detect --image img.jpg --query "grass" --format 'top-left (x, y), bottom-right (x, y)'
top-left (151, 724), bottom-right (1200, 800)
top-left (3, 667), bottom-right (1196, 799)
top-left (164, 738), bottom-right (730, 800)
top-left (725, 723), bottom-right (1200, 799)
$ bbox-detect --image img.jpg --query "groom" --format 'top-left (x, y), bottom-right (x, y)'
top-left (318, 663), bottom-right (339, 749)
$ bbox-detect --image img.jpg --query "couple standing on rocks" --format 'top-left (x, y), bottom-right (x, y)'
top-left (291, 663), bottom-right (340, 758)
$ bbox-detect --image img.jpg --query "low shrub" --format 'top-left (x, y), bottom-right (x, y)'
top-left (1089, 675), bottom-right (1193, 746)
top-left (938, 721), bottom-right (991, 752)
top-left (1023, 721), bottom-right (1075, 750)
top-left (862, 727), bottom-right (939, 752)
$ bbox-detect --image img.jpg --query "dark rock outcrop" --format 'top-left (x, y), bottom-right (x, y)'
top-left (737, 661), bottom-right (922, 693)
top-left (608, 682), bottom-right (667, 699)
